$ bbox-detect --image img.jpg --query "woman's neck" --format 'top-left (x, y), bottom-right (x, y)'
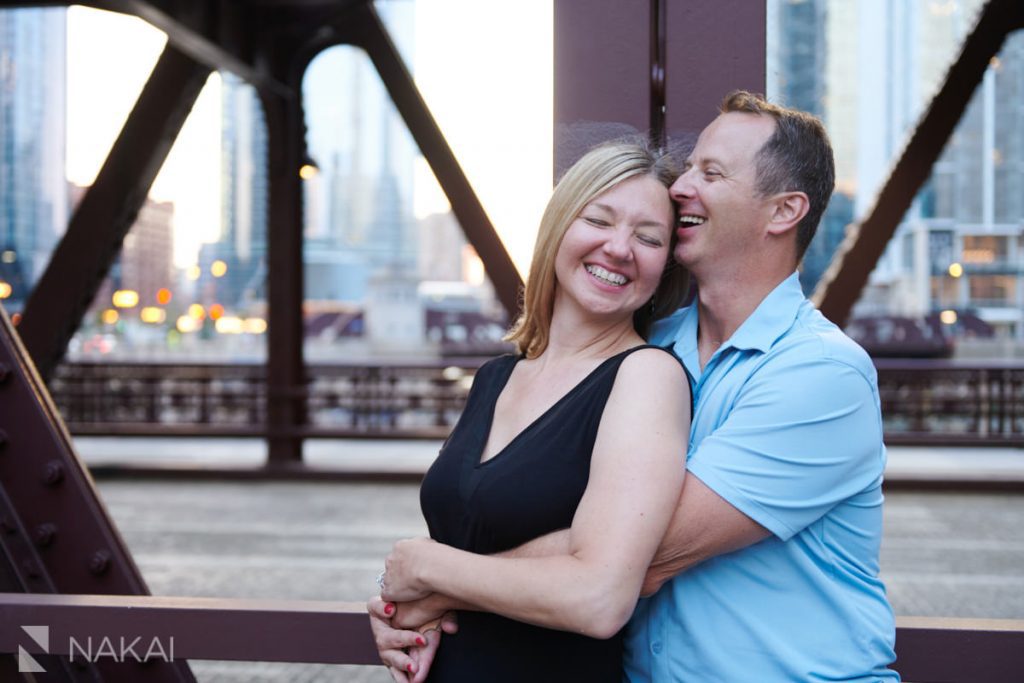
top-left (543, 299), bottom-right (643, 364)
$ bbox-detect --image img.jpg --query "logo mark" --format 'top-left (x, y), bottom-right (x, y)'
top-left (18, 625), bottom-right (49, 673)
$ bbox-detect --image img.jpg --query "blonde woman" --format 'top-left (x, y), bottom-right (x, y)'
top-left (369, 141), bottom-right (691, 682)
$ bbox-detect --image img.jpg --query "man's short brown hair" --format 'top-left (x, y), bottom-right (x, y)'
top-left (720, 91), bottom-right (835, 260)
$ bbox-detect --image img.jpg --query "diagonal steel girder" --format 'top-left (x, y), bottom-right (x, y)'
top-left (325, 2), bottom-right (524, 317)
top-left (19, 45), bottom-right (211, 380)
top-left (812, 0), bottom-right (1024, 326)
top-left (88, 0), bottom-right (292, 98)
top-left (0, 306), bottom-right (196, 680)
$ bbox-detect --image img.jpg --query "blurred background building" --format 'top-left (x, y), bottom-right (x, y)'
top-left (0, 7), bottom-right (67, 309)
top-left (2, 0), bottom-right (1022, 360)
top-left (768, 0), bottom-right (1023, 356)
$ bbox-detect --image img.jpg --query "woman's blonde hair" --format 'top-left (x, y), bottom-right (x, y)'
top-left (506, 140), bottom-right (689, 358)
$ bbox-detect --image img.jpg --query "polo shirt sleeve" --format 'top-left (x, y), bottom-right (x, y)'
top-left (687, 352), bottom-right (885, 541)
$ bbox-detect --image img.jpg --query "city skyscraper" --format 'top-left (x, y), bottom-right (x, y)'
top-left (767, 0), bottom-right (853, 293)
top-left (847, 0), bottom-right (1023, 340)
top-left (0, 7), bottom-right (67, 310)
top-left (197, 72), bottom-right (268, 310)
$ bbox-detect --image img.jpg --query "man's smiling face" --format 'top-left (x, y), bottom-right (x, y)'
top-left (669, 112), bottom-right (778, 279)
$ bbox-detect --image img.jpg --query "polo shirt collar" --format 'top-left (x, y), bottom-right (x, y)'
top-left (724, 271), bottom-right (805, 353)
top-left (669, 271), bottom-right (804, 358)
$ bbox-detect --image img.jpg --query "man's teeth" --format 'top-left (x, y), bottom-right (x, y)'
top-left (679, 215), bottom-right (706, 226)
top-left (586, 265), bottom-right (628, 286)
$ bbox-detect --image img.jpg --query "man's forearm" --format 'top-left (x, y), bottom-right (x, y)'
top-left (497, 528), bottom-right (572, 559)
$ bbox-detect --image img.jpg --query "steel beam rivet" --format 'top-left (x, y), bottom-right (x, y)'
top-left (0, 363), bottom-right (9, 384)
top-left (22, 559), bottom-right (40, 579)
top-left (35, 523), bottom-right (57, 547)
top-left (43, 460), bottom-right (64, 485)
top-left (88, 549), bottom-right (111, 576)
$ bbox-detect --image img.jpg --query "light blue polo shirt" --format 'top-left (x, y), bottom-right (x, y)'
top-left (625, 272), bottom-right (898, 682)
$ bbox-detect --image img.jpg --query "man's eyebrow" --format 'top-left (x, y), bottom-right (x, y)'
top-left (686, 155), bottom-right (726, 168)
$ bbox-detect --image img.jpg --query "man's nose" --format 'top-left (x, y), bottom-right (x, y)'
top-left (669, 169), bottom-right (695, 201)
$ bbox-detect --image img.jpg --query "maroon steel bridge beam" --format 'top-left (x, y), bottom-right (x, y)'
top-left (662, 0), bottom-right (766, 144)
top-left (260, 71), bottom-right (307, 466)
top-left (18, 45), bottom-right (211, 382)
top-left (554, 0), bottom-right (657, 173)
top-left (555, 0), bottom-right (766, 173)
top-left (88, 0), bottom-right (291, 98)
top-left (1, 593), bottom-right (1023, 681)
top-left (0, 593), bottom-right (377, 666)
top-left (813, 0), bottom-right (1024, 326)
top-left (0, 307), bottom-right (195, 680)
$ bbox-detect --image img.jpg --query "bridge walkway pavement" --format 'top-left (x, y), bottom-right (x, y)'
top-left (72, 438), bottom-right (1024, 682)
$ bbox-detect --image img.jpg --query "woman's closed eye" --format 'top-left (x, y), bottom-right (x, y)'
top-left (636, 233), bottom-right (665, 248)
top-left (582, 215), bottom-right (611, 227)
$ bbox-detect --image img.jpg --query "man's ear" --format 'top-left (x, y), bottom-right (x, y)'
top-left (765, 191), bottom-right (810, 236)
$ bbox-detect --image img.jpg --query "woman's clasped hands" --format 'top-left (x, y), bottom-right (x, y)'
top-left (368, 538), bottom-right (457, 682)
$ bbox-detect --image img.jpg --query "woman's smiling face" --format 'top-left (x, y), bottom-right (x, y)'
top-left (553, 174), bottom-right (674, 323)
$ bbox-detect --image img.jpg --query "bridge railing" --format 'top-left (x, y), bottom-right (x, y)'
top-left (1, 593), bottom-right (1022, 682)
top-left (51, 359), bottom-right (1024, 445)
top-left (875, 359), bottom-right (1024, 445)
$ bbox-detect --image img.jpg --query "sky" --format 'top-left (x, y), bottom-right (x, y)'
top-left (64, 2), bottom-right (552, 273)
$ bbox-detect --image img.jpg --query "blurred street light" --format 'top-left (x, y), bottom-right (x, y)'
top-left (140, 307), bottom-right (167, 324)
top-left (215, 316), bottom-right (244, 334)
top-left (176, 315), bottom-right (200, 333)
top-left (112, 289), bottom-right (139, 308)
top-left (243, 317), bottom-right (268, 334)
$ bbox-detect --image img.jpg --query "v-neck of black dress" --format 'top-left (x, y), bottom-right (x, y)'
top-left (474, 348), bottom-right (641, 469)
top-left (418, 344), bottom-right (667, 683)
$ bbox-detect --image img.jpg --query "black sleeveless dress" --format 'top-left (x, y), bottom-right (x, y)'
top-left (419, 346), bottom-right (668, 682)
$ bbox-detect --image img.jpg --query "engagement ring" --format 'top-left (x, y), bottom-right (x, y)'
top-left (376, 570), bottom-right (386, 588)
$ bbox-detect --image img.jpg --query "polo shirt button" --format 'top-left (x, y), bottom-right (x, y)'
top-left (651, 641), bottom-right (663, 654)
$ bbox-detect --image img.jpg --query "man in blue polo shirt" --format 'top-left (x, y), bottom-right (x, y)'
top-left (622, 91), bottom-right (898, 681)
top-left (370, 91), bottom-right (898, 681)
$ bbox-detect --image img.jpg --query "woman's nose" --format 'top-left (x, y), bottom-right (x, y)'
top-left (601, 227), bottom-right (633, 260)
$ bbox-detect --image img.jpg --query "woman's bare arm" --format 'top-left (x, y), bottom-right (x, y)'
top-left (382, 349), bottom-right (689, 638)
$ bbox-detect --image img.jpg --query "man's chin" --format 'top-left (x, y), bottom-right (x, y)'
top-left (672, 246), bottom-right (695, 268)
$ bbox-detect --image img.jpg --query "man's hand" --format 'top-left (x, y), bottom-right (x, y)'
top-left (391, 593), bottom-right (456, 630)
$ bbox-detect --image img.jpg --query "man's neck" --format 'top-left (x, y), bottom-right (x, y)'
top-left (694, 271), bottom-right (792, 368)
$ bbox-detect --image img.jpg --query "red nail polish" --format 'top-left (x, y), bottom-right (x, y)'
top-left (407, 663), bottom-right (415, 673)
top-left (415, 636), bottom-right (426, 646)
top-left (384, 603), bottom-right (394, 615)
